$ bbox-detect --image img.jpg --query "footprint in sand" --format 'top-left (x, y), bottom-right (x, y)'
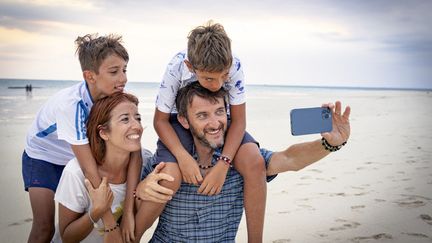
top-left (297, 204), bottom-right (315, 211)
top-left (351, 233), bottom-right (393, 242)
top-left (401, 232), bottom-right (430, 239)
top-left (420, 214), bottom-right (432, 225)
top-left (404, 186), bottom-right (415, 192)
top-left (308, 169), bottom-right (322, 173)
top-left (329, 219), bottom-right (361, 231)
top-left (374, 199), bottom-right (386, 202)
top-left (277, 211), bottom-right (290, 214)
top-left (406, 159), bottom-right (417, 164)
top-left (295, 183), bottom-right (311, 186)
top-left (394, 194), bottom-right (431, 208)
top-left (8, 218), bottom-right (32, 227)
top-left (273, 239), bottom-right (291, 243)
top-left (351, 205), bottom-right (366, 210)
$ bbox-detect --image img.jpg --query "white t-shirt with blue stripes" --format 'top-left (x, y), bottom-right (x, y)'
top-left (25, 81), bottom-right (93, 166)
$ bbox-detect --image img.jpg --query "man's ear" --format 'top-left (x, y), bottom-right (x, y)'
top-left (184, 60), bottom-right (194, 72)
top-left (83, 70), bottom-right (96, 84)
top-left (177, 114), bottom-right (190, 129)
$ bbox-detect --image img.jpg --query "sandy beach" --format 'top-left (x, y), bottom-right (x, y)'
top-left (1, 84), bottom-right (431, 242)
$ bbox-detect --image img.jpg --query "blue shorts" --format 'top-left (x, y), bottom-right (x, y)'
top-left (22, 151), bottom-right (65, 192)
top-left (154, 114), bottom-right (258, 164)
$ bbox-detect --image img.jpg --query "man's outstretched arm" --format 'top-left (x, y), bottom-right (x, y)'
top-left (267, 101), bottom-right (351, 175)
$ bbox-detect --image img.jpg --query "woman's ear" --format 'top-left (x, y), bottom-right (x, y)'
top-left (98, 126), bottom-right (109, 141)
top-left (177, 114), bottom-right (190, 129)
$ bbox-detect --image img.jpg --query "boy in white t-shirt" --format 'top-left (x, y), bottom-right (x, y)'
top-left (22, 34), bottom-right (141, 242)
top-left (151, 21), bottom-right (267, 241)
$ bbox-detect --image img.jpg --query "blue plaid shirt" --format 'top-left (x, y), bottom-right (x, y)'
top-left (141, 148), bottom-right (276, 243)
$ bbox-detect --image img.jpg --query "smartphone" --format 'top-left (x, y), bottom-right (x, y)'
top-left (290, 107), bottom-right (332, 136)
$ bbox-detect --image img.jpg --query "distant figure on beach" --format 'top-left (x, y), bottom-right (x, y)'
top-left (54, 92), bottom-right (174, 242)
top-left (25, 84), bottom-right (32, 98)
top-left (153, 21), bottom-right (271, 241)
top-left (25, 84), bottom-right (32, 95)
top-left (21, 34), bottom-right (142, 242)
top-left (137, 82), bottom-right (351, 241)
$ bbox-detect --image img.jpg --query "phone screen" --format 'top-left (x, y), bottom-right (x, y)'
top-left (290, 107), bottom-right (332, 136)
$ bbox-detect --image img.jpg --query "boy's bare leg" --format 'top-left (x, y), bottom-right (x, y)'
top-left (134, 163), bottom-right (181, 242)
top-left (28, 187), bottom-right (56, 243)
top-left (234, 143), bottom-right (267, 243)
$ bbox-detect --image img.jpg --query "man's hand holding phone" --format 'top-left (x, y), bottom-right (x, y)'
top-left (321, 101), bottom-right (351, 147)
top-left (290, 101), bottom-right (351, 147)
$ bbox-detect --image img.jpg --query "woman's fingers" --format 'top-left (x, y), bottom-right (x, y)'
top-left (153, 162), bottom-right (166, 174)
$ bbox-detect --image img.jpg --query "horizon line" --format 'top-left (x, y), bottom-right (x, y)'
top-left (1, 77), bottom-right (431, 92)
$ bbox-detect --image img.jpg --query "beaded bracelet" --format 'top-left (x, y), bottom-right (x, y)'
top-left (88, 209), bottom-right (99, 229)
top-left (198, 164), bottom-right (214, 170)
top-left (104, 223), bottom-right (119, 233)
top-left (133, 190), bottom-right (142, 201)
top-left (216, 155), bottom-right (233, 167)
top-left (321, 137), bottom-right (347, 152)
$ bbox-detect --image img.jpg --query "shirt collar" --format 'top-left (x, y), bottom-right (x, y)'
top-left (82, 81), bottom-right (94, 107)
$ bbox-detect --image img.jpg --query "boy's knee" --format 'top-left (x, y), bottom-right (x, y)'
top-left (31, 222), bottom-right (55, 240)
top-left (235, 144), bottom-right (266, 176)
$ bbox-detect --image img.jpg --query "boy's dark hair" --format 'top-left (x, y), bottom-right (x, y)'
top-left (86, 92), bottom-right (139, 165)
top-left (75, 33), bottom-right (129, 74)
top-left (187, 21), bottom-right (232, 72)
top-left (176, 82), bottom-right (227, 118)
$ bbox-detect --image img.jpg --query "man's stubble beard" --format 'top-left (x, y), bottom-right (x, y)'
top-left (188, 120), bottom-right (226, 150)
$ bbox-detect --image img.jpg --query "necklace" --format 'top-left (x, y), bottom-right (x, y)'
top-left (198, 164), bottom-right (214, 170)
top-left (194, 145), bottom-right (214, 170)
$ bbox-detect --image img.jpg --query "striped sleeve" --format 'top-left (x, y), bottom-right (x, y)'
top-left (57, 99), bottom-right (89, 145)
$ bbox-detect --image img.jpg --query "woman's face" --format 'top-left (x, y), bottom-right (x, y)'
top-left (104, 101), bottom-right (143, 153)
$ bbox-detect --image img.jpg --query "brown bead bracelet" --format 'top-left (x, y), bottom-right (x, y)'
top-left (133, 190), bottom-right (142, 201)
top-left (321, 137), bottom-right (347, 152)
top-left (216, 155), bottom-right (233, 167)
top-left (104, 223), bottom-right (119, 233)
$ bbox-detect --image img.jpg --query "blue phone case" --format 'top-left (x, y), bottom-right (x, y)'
top-left (290, 107), bottom-right (332, 136)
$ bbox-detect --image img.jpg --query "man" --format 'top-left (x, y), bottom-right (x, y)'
top-left (141, 82), bottom-right (351, 242)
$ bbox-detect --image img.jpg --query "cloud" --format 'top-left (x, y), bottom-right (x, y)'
top-left (1, 0), bottom-right (431, 88)
top-left (0, 0), bottom-right (98, 33)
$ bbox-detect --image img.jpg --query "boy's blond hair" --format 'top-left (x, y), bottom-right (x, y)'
top-left (187, 21), bottom-right (232, 72)
top-left (75, 33), bottom-right (129, 74)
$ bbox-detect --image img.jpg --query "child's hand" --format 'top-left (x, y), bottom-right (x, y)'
top-left (120, 210), bottom-right (135, 243)
top-left (84, 177), bottom-right (113, 217)
top-left (178, 152), bottom-right (203, 185)
top-left (198, 161), bottom-right (229, 195)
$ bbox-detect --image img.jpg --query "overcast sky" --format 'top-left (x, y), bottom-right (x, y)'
top-left (1, 0), bottom-right (431, 89)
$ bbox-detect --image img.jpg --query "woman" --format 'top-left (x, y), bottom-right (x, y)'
top-left (54, 92), bottom-right (174, 242)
